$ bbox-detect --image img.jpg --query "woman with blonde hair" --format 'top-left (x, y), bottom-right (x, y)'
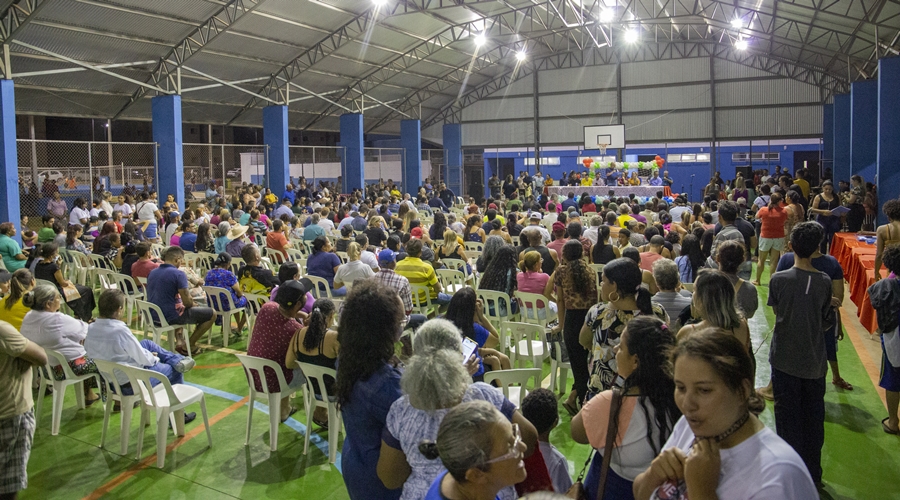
top-left (676, 270), bottom-right (751, 351)
top-left (334, 242), bottom-right (375, 290)
top-left (365, 215), bottom-right (387, 249)
top-left (437, 228), bottom-right (470, 272)
top-left (731, 175), bottom-right (748, 202)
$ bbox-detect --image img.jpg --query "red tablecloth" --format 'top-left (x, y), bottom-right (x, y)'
top-left (830, 233), bottom-right (884, 333)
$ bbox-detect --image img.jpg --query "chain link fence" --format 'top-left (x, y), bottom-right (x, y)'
top-left (423, 149), bottom-right (444, 186)
top-left (183, 143), bottom-right (269, 193)
top-left (17, 140), bottom-right (157, 232)
top-left (288, 146), bottom-right (345, 190)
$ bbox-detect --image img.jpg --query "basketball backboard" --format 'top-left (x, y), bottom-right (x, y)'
top-left (583, 124), bottom-right (625, 150)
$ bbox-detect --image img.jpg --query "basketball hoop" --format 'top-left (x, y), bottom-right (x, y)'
top-left (598, 143), bottom-right (609, 156)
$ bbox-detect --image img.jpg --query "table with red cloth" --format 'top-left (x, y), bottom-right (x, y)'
top-left (830, 233), bottom-right (887, 332)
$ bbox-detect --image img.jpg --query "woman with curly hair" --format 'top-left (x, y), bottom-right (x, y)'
top-left (478, 246), bottom-right (520, 318)
top-left (874, 199), bottom-right (900, 281)
top-left (571, 316), bottom-right (681, 499)
top-left (551, 240), bottom-right (598, 414)
top-left (336, 280), bottom-right (407, 500)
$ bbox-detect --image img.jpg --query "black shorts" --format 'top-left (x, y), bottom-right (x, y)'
top-left (169, 306), bottom-right (215, 325)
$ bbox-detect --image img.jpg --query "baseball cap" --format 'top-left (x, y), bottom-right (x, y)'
top-left (410, 227), bottom-right (423, 239)
top-left (529, 212), bottom-right (542, 220)
top-left (378, 249), bottom-right (397, 264)
top-left (274, 279), bottom-right (309, 309)
top-left (488, 203), bottom-right (498, 210)
top-left (552, 221), bottom-right (566, 233)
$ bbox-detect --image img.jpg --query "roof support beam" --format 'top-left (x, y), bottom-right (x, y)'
top-left (0, 0), bottom-right (48, 44)
top-left (13, 59), bottom-right (157, 78)
top-left (113, 0), bottom-right (266, 120)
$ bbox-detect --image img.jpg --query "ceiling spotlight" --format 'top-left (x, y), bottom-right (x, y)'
top-left (599, 9), bottom-right (614, 22)
top-left (731, 18), bottom-right (743, 29)
top-left (624, 29), bottom-right (639, 43)
top-left (372, 0), bottom-right (388, 6)
top-left (516, 50), bottom-right (527, 61)
top-left (474, 33), bottom-right (487, 47)
top-left (735, 39), bottom-right (748, 50)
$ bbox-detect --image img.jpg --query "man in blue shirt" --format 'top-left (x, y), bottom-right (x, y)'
top-left (282, 184), bottom-right (296, 205)
top-left (147, 246), bottom-right (215, 355)
top-left (560, 192), bottom-right (579, 213)
top-left (178, 221), bottom-right (197, 252)
top-left (649, 171), bottom-right (663, 186)
top-left (428, 192), bottom-right (449, 213)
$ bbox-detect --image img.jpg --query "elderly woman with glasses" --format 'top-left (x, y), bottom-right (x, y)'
top-left (376, 319), bottom-right (537, 500)
top-left (419, 400), bottom-right (529, 500)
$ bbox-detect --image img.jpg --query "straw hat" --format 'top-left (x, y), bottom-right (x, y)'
top-left (227, 224), bottom-right (248, 240)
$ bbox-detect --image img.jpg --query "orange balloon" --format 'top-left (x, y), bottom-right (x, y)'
top-left (582, 158), bottom-right (593, 168)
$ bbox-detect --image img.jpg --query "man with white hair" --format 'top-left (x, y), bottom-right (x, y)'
top-left (650, 258), bottom-right (692, 324)
top-left (525, 212), bottom-right (551, 244)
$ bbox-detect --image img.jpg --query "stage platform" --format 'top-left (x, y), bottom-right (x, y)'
top-left (546, 185), bottom-right (672, 199)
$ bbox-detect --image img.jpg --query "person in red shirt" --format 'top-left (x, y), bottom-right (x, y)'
top-left (753, 192), bottom-right (788, 285)
top-left (130, 241), bottom-right (160, 282)
top-left (265, 219), bottom-right (290, 259)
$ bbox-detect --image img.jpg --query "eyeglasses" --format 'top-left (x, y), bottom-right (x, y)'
top-left (484, 424), bottom-right (522, 465)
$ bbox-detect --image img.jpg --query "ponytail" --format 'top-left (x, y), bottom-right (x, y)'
top-left (635, 287), bottom-right (653, 315)
top-left (418, 441), bottom-right (440, 460)
top-left (302, 298), bottom-right (335, 352)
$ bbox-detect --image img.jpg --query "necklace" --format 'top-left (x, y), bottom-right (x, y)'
top-left (693, 412), bottom-right (750, 447)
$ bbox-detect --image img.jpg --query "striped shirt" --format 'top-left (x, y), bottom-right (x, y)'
top-left (394, 256), bottom-right (438, 301)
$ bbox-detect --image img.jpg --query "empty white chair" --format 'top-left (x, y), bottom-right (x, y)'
top-left (501, 321), bottom-right (549, 369)
top-left (93, 358), bottom-right (145, 455)
top-left (589, 263), bottom-right (605, 302)
top-left (482, 368), bottom-right (541, 408)
top-left (35, 348), bottom-right (102, 436)
top-left (464, 241), bottom-right (484, 254)
top-left (515, 291), bottom-right (558, 328)
top-left (441, 258), bottom-right (472, 281)
top-left (295, 362), bottom-right (342, 463)
top-left (436, 268), bottom-right (466, 295)
top-left (121, 364), bottom-right (211, 468)
top-left (235, 354), bottom-right (309, 451)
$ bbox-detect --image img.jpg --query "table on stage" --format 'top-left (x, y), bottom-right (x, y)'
top-left (547, 185), bottom-right (672, 199)
top-left (830, 233), bottom-right (888, 333)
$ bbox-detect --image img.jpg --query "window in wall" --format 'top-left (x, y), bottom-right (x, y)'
top-left (668, 154), bottom-right (710, 163)
top-left (731, 152), bottom-right (780, 161)
top-left (524, 157), bottom-right (560, 165)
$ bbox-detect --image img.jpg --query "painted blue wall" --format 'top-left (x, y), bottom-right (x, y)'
top-left (833, 94), bottom-right (852, 184)
top-left (482, 142), bottom-right (820, 202)
top-left (850, 80), bottom-right (878, 183)
top-left (878, 57), bottom-right (900, 225)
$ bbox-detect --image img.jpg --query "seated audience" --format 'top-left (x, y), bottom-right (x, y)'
top-left (0, 269), bottom-right (34, 330)
top-left (286, 297), bottom-right (339, 426)
top-left (33, 243), bottom-right (94, 322)
top-left (333, 242), bottom-right (375, 290)
top-left (306, 236), bottom-right (345, 297)
top-left (444, 287), bottom-right (509, 379)
top-left (521, 388), bottom-right (573, 493)
top-left (238, 244), bottom-right (280, 295)
top-left (650, 258), bottom-right (692, 324)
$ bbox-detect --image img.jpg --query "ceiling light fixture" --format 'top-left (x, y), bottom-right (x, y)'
top-left (731, 18), bottom-right (743, 29)
top-left (474, 33), bottom-right (487, 47)
top-left (372, 0), bottom-right (388, 6)
top-left (735, 39), bottom-right (748, 50)
top-left (516, 50), bottom-right (527, 61)
top-left (599, 9), bottom-right (614, 22)
top-left (624, 29), bottom-right (639, 43)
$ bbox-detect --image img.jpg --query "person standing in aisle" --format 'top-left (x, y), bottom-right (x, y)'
top-left (767, 222), bottom-right (833, 487)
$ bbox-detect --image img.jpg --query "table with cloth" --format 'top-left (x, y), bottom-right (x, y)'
top-left (830, 233), bottom-right (887, 333)
top-left (547, 186), bottom-right (672, 199)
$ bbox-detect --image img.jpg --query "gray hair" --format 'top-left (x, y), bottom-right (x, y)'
top-left (401, 349), bottom-right (470, 411)
top-left (447, 213), bottom-right (457, 224)
top-left (618, 203), bottom-right (631, 215)
top-left (652, 258), bottom-right (680, 291)
top-left (481, 235), bottom-right (506, 263)
top-left (22, 283), bottom-right (59, 311)
top-left (217, 221), bottom-right (230, 237)
top-left (418, 400), bottom-right (506, 481)
top-left (590, 216), bottom-right (602, 227)
top-left (311, 213), bottom-right (321, 224)
top-left (413, 318), bottom-right (462, 355)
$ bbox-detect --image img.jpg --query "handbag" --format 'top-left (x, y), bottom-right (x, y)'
top-left (566, 389), bottom-right (623, 500)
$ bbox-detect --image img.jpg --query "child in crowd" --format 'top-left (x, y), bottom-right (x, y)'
top-left (520, 388), bottom-right (573, 493)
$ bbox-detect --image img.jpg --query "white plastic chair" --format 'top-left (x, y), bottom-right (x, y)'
top-left (464, 241), bottom-right (484, 254)
top-left (436, 268), bottom-right (467, 295)
top-left (306, 275), bottom-right (336, 301)
top-left (501, 321), bottom-right (549, 369)
top-left (335, 251), bottom-right (349, 264)
top-left (120, 364), bottom-right (211, 468)
top-left (135, 299), bottom-right (180, 355)
top-left (410, 283), bottom-right (438, 318)
top-left (243, 292), bottom-right (269, 340)
top-left (483, 368), bottom-right (542, 408)
top-left (35, 348), bottom-right (102, 436)
top-left (93, 359), bottom-right (145, 455)
top-left (107, 272), bottom-right (144, 327)
top-left (681, 282), bottom-right (694, 292)
top-left (235, 354), bottom-right (309, 451)
top-left (549, 343), bottom-right (571, 395)
top-left (476, 290), bottom-right (518, 337)
top-left (442, 258), bottom-right (472, 281)
top-left (264, 247), bottom-right (288, 271)
top-left (229, 257), bottom-right (246, 276)
top-left (515, 291), bottom-right (558, 328)
top-left (590, 263), bottom-right (605, 302)
top-left (202, 285), bottom-right (245, 348)
top-left (295, 362), bottom-right (342, 463)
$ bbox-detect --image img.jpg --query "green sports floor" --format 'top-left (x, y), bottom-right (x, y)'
top-left (21, 265), bottom-right (900, 500)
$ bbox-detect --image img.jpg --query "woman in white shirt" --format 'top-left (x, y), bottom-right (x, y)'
top-left (634, 329), bottom-right (817, 500)
top-left (20, 283), bottom-right (101, 404)
top-left (113, 195), bottom-right (133, 218)
top-left (68, 197), bottom-right (90, 226)
top-left (333, 242), bottom-right (374, 291)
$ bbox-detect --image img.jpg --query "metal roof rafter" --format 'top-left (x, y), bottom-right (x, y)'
top-left (112, 0), bottom-right (266, 120)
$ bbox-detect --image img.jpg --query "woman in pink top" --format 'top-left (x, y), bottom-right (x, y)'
top-left (754, 192), bottom-right (788, 285)
top-left (516, 250), bottom-right (556, 316)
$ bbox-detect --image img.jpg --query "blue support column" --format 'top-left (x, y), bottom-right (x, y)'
top-left (850, 80), bottom-right (878, 182)
top-left (263, 105), bottom-right (289, 195)
top-left (0, 80), bottom-right (19, 242)
top-left (339, 113), bottom-right (364, 193)
top-left (443, 123), bottom-right (462, 198)
top-left (151, 95), bottom-right (185, 210)
top-left (822, 103), bottom-right (833, 178)
top-left (400, 119), bottom-right (422, 194)
top-left (878, 57), bottom-right (900, 225)
top-left (833, 94), bottom-right (851, 184)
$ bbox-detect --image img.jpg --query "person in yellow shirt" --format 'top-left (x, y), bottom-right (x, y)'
top-left (628, 171), bottom-right (641, 186)
top-left (0, 269), bottom-right (34, 331)
top-left (264, 188), bottom-right (278, 206)
top-left (793, 169), bottom-right (810, 200)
